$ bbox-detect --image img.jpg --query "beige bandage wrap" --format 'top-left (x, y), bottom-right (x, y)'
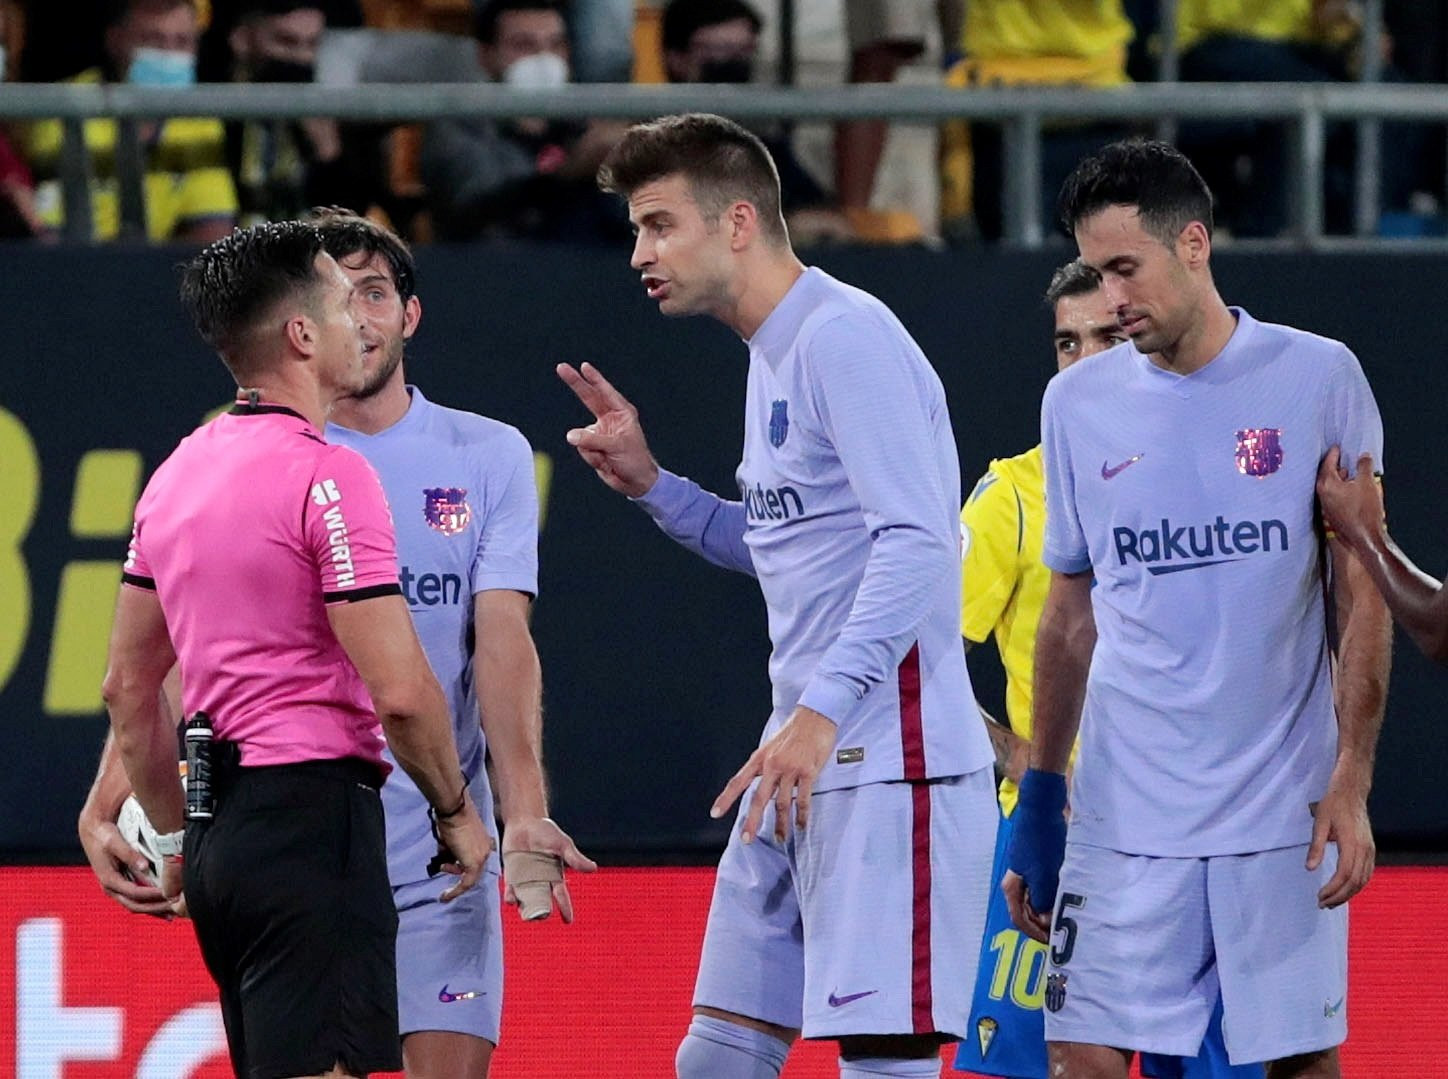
top-left (503, 850), bottom-right (563, 920)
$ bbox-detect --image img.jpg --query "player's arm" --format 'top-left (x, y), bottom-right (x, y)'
top-left (1318, 448), bottom-right (1447, 663)
top-left (557, 361), bottom-right (754, 574)
top-left (82, 666), bottom-right (184, 913)
top-left (1309, 532), bottom-right (1392, 908)
top-left (101, 584), bottom-right (185, 902)
top-left (328, 596), bottom-right (492, 901)
top-left (474, 589), bottom-right (596, 922)
top-left (1002, 568), bottom-right (1094, 942)
top-left (78, 729), bottom-right (175, 914)
top-left (978, 704), bottom-right (1028, 785)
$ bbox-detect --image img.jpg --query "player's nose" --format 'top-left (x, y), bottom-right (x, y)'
top-left (629, 233), bottom-right (654, 271)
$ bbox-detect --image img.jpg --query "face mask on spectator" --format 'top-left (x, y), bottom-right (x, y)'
top-left (502, 52), bottom-right (568, 88)
top-left (128, 47), bottom-right (197, 87)
top-left (698, 58), bottom-right (752, 83)
top-left (252, 58), bottom-right (316, 83)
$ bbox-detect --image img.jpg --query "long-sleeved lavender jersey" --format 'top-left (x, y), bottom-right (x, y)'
top-left (637, 268), bottom-right (994, 792)
top-left (1042, 309), bottom-right (1385, 857)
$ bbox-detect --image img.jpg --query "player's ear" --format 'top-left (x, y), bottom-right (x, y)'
top-left (283, 313), bottom-right (317, 357)
top-left (728, 200), bottom-right (757, 251)
top-left (402, 295), bottom-right (422, 341)
top-left (1178, 220), bottom-right (1210, 268)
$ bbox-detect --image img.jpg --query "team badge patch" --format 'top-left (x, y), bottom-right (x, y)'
top-left (1044, 973), bottom-right (1068, 1013)
top-left (975, 1016), bottom-right (999, 1057)
top-left (1235, 428), bottom-right (1284, 478)
top-left (768, 399), bottom-right (789, 448)
top-left (423, 487), bottom-right (471, 535)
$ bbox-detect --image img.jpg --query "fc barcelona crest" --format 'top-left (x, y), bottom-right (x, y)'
top-left (1044, 972), bottom-right (1068, 1013)
top-left (1235, 428), bottom-right (1284, 478)
top-left (423, 487), bottom-right (471, 535)
top-left (769, 399), bottom-right (789, 448)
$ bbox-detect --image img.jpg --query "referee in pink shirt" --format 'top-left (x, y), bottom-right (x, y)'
top-left (102, 221), bottom-right (492, 1079)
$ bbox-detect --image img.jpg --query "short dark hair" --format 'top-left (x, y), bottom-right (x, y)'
top-left (233, 0), bottom-right (324, 20)
top-left (473, 0), bottom-right (569, 45)
top-left (1044, 258), bottom-right (1102, 307)
top-left (1057, 139), bottom-right (1214, 245)
top-left (598, 112), bottom-right (786, 244)
top-left (306, 206), bottom-right (416, 302)
top-left (105, 0), bottom-right (194, 30)
top-left (179, 221), bottom-right (328, 371)
top-left (661, 0), bottom-right (762, 54)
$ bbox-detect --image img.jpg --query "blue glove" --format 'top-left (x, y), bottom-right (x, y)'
top-left (1006, 768), bottom-right (1068, 917)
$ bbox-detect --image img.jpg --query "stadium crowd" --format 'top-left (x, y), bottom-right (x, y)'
top-left (0, 0), bottom-right (1444, 245)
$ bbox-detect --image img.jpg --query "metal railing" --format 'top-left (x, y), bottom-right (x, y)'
top-left (2, 79), bottom-right (1446, 248)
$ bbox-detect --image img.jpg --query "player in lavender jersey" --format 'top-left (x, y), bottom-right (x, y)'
top-left (1002, 141), bottom-right (1392, 1078)
top-left (559, 113), bottom-right (996, 1079)
top-left (317, 208), bottom-right (595, 1078)
top-left (1317, 447), bottom-right (1448, 666)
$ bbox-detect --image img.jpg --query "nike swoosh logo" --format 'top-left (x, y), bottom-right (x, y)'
top-left (438, 984), bottom-right (484, 1003)
top-left (827, 989), bottom-right (879, 1008)
top-left (1324, 995), bottom-right (1345, 1018)
top-left (1101, 454), bottom-right (1144, 480)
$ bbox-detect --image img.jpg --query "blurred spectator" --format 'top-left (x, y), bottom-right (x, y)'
top-left (834, 0), bottom-right (930, 227)
top-left (0, 0), bottom-right (42, 238)
top-left (217, 0), bottom-right (383, 225)
top-left (1177, 0), bottom-right (1423, 236)
top-left (421, 0), bottom-right (629, 243)
top-left (24, 0), bottom-right (238, 243)
top-left (938, 0), bottom-right (1135, 242)
top-left (661, 0), bottom-right (855, 244)
top-left (471, 0), bottom-right (634, 82)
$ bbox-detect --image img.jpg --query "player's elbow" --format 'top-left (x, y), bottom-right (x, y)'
top-left (368, 673), bottom-right (447, 730)
top-left (100, 663), bottom-right (152, 717)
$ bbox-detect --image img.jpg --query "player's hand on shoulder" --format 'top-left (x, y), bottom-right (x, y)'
top-left (712, 705), bottom-right (837, 846)
top-left (77, 812), bottom-right (175, 917)
top-left (501, 816), bottom-right (598, 924)
top-left (1315, 446), bottom-right (1384, 551)
top-left (557, 362), bottom-right (660, 498)
top-left (1308, 770), bottom-right (1375, 909)
top-left (432, 793), bottom-right (496, 903)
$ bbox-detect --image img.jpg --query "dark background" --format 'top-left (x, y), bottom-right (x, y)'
top-left (1, 243), bottom-right (1443, 859)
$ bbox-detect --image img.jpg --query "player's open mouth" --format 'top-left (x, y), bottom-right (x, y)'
top-left (642, 276), bottom-right (669, 300)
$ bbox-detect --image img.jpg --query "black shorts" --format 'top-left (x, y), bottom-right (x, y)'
top-left (184, 757), bottom-right (401, 1079)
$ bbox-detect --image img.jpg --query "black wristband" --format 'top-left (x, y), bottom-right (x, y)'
top-left (431, 777), bottom-right (468, 822)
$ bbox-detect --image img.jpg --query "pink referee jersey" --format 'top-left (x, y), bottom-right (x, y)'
top-left (122, 399), bottom-right (402, 770)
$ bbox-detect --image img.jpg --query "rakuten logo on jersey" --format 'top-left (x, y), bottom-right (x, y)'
top-left (741, 481), bottom-right (805, 522)
top-left (1113, 515), bottom-right (1289, 576)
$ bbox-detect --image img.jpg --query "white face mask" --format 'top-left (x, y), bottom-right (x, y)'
top-left (502, 51), bottom-right (568, 88)
top-left (127, 47), bottom-right (197, 87)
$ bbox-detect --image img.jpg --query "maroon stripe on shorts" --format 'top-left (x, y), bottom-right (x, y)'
top-left (898, 642), bottom-right (925, 780)
top-left (910, 781), bottom-right (933, 1033)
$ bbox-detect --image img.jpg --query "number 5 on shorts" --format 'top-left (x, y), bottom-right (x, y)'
top-left (1050, 892), bottom-right (1085, 966)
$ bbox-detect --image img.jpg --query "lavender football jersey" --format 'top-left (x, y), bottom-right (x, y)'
top-left (328, 387), bottom-right (539, 885)
top-left (637, 268), bottom-right (993, 791)
top-left (1041, 309), bottom-right (1384, 856)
